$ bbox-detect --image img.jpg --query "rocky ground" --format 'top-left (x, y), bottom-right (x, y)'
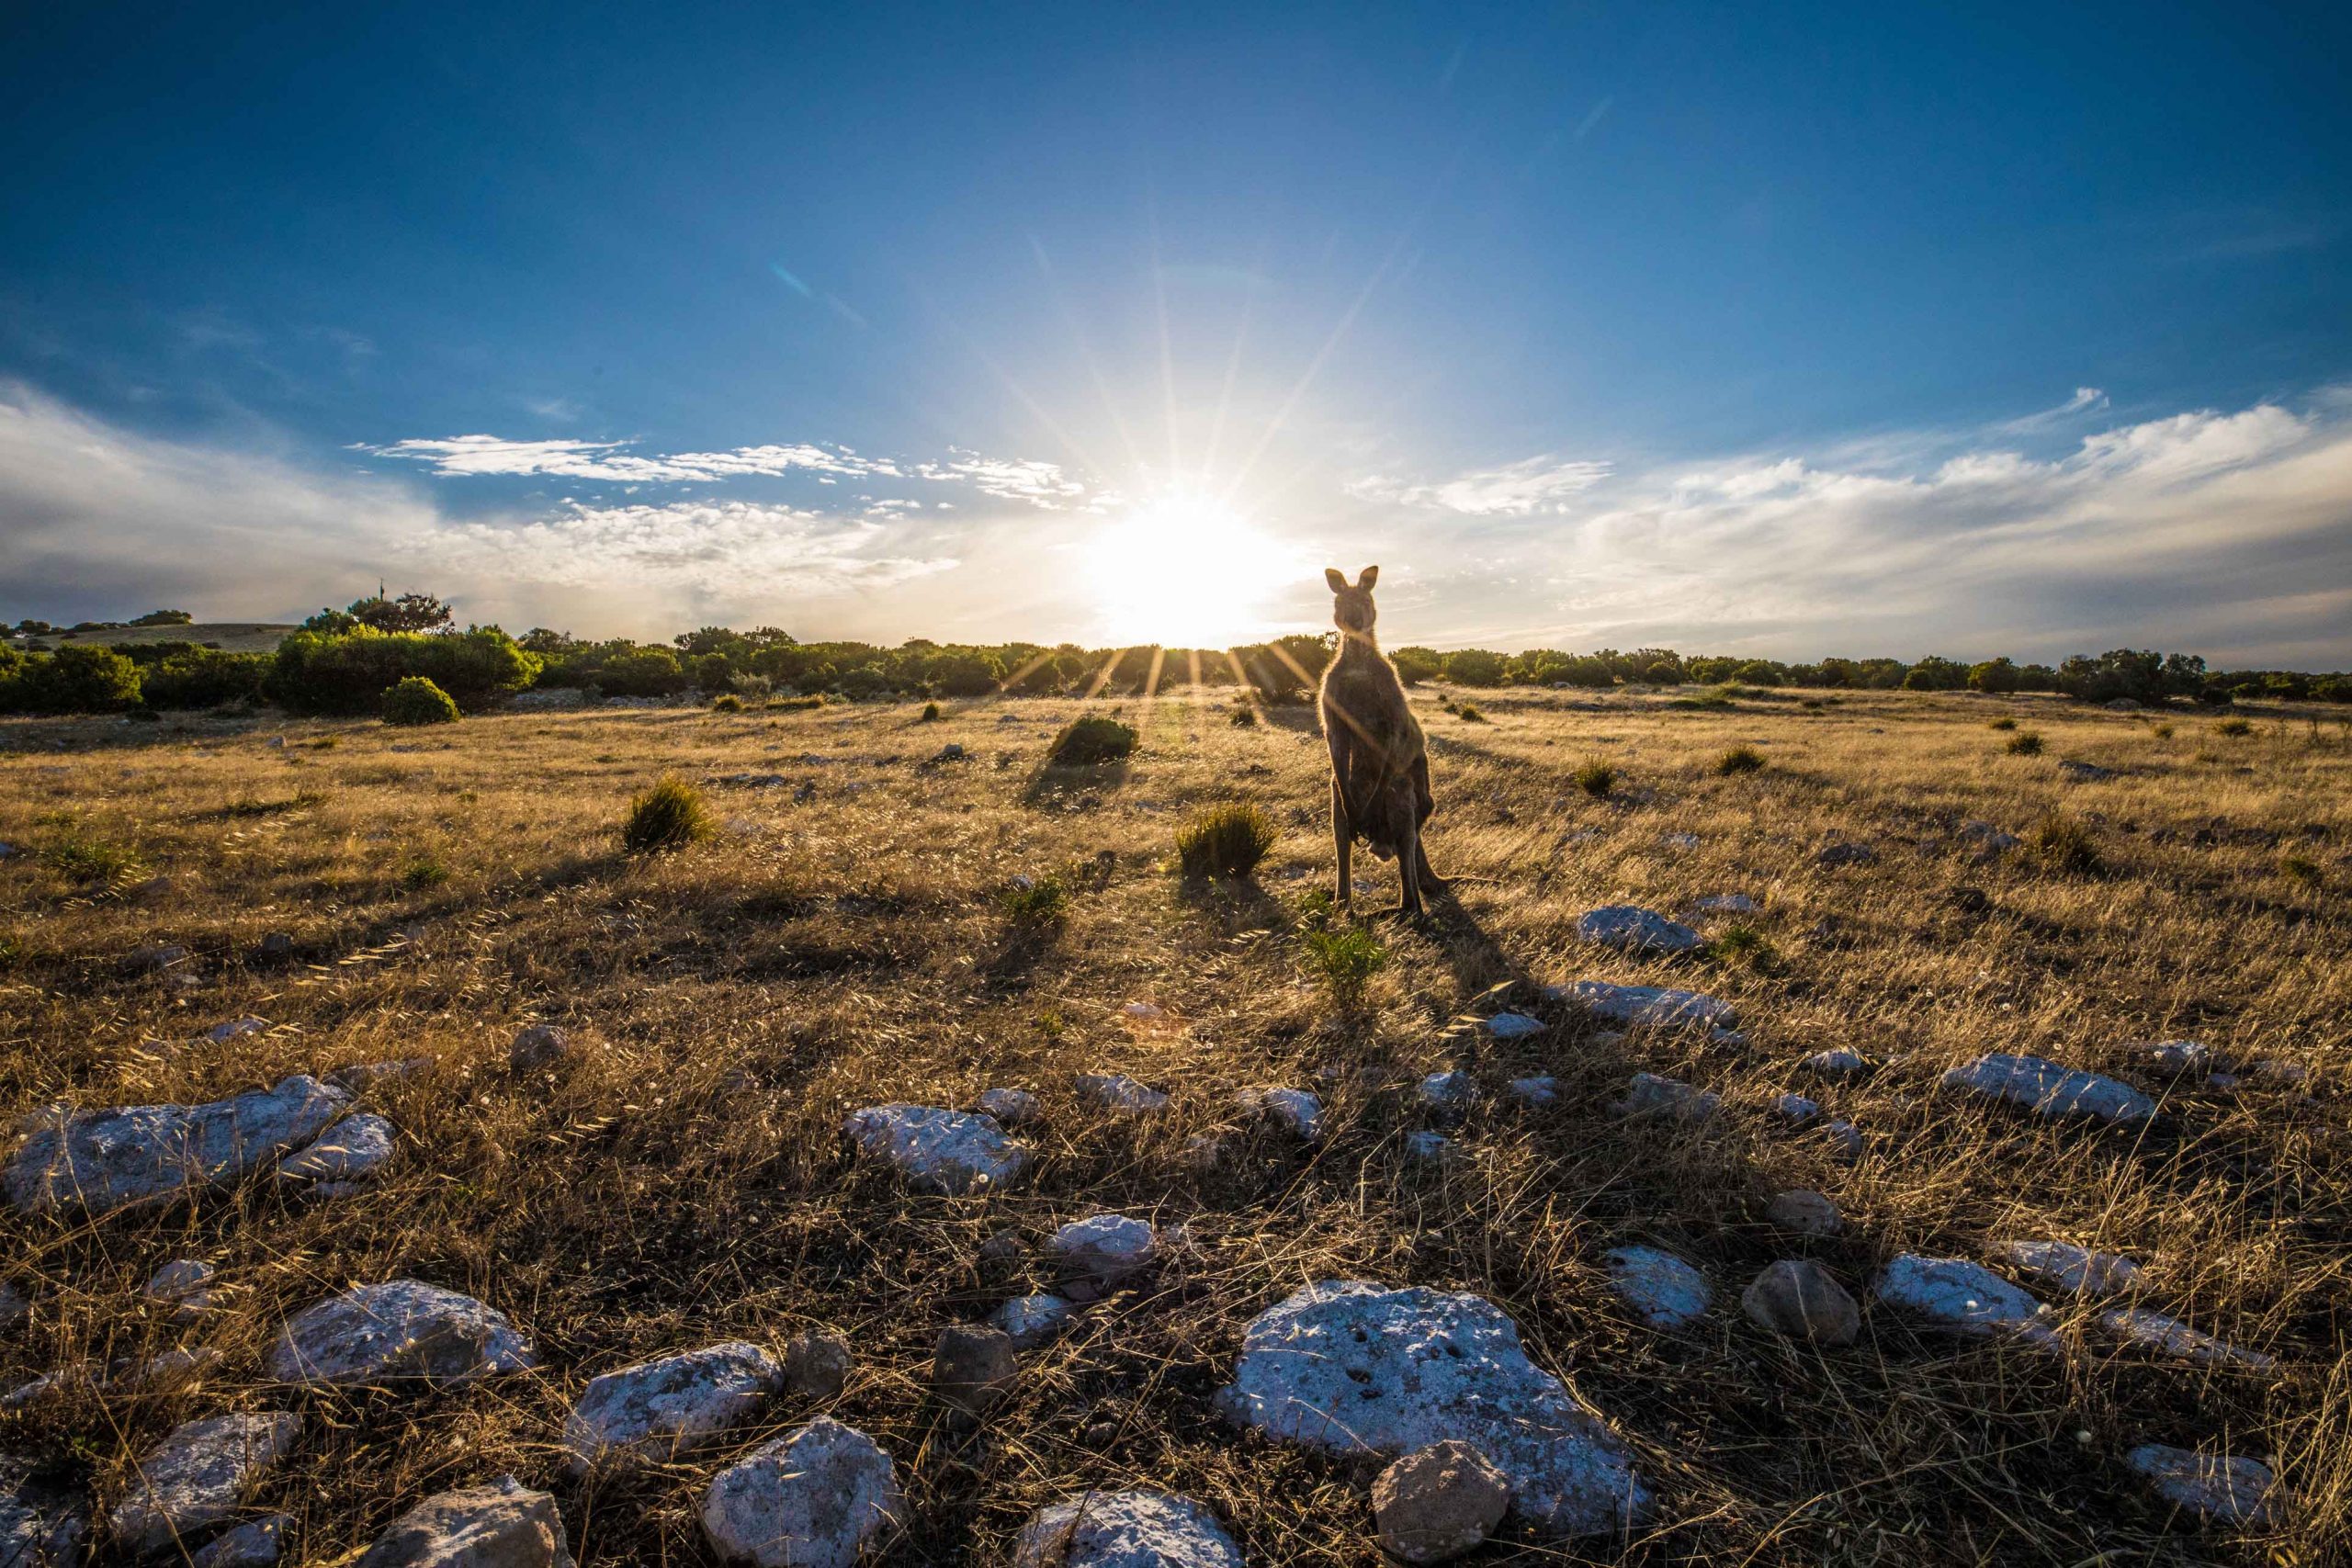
top-left (0, 684), bottom-right (2344, 1563)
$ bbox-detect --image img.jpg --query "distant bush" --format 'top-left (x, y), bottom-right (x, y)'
top-left (2005, 730), bottom-right (2044, 756)
top-left (1451, 701), bottom-right (1487, 722)
top-left (1047, 716), bottom-right (1136, 766)
top-left (1572, 756), bottom-right (1616, 796)
top-left (1442, 649), bottom-right (1507, 686)
top-left (1715, 745), bottom-right (1765, 775)
top-left (141, 649), bottom-right (269, 709)
top-left (771, 694), bottom-right (827, 711)
top-left (129, 609), bottom-right (193, 626)
top-left (1176, 803), bottom-right (1278, 879)
top-left (710, 693), bottom-right (744, 713)
top-left (2216, 716), bottom-right (2253, 738)
top-left (9, 646), bottom-right (143, 713)
top-left (1302, 923), bottom-right (1386, 1012)
top-left (587, 645), bottom-right (690, 698)
top-left (1229, 705), bottom-right (1257, 728)
top-left (271, 626), bottom-right (537, 715)
top-left (918, 701), bottom-right (941, 722)
top-left (2029, 812), bottom-right (2102, 874)
top-left (382, 676), bottom-right (461, 727)
top-left (1987, 716), bottom-right (2018, 731)
top-left (623, 775), bottom-right (714, 853)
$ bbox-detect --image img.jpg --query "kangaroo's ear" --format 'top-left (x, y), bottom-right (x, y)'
top-left (1357, 565), bottom-right (1379, 590)
top-left (1325, 568), bottom-right (1349, 593)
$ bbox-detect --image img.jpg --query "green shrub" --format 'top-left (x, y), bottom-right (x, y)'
top-left (1452, 702), bottom-right (1486, 723)
top-left (141, 649), bottom-right (269, 709)
top-left (710, 693), bottom-right (744, 713)
top-left (1302, 923), bottom-right (1386, 1012)
top-left (1571, 756), bottom-right (1616, 797)
top-left (1228, 705), bottom-right (1258, 728)
top-left (1709, 924), bottom-right (1780, 970)
top-left (2029, 811), bottom-right (2101, 874)
top-left (918, 701), bottom-right (942, 722)
top-left (2005, 730), bottom-right (2043, 756)
top-left (271, 626), bottom-right (537, 715)
top-left (1046, 716), bottom-right (1137, 766)
top-left (1987, 716), bottom-right (2018, 731)
top-left (382, 676), bottom-right (460, 727)
top-left (11, 646), bottom-right (143, 713)
top-left (771, 694), bottom-right (827, 710)
top-left (623, 775), bottom-right (714, 852)
top-left (1176, 803), bottom-right (1278, 879)
top-left (999, 874), bottom-right (1070, 922)
top-left (1715, 745), bottom-right (1765, 775)
top-left (45, 834), bottom-right (141, 883)
top-left (401, 853), bottom-right (451, 889)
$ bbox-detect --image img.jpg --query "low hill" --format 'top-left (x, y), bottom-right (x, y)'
top-left (14, 622), bottom-right (296, 654)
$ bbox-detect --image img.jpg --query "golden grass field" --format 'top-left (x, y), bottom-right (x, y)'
top-left (1, 683), bottom-right (2346, 1564)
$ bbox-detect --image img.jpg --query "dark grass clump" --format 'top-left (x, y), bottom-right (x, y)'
top-left (45, 835), bottom-right (141, 884)
top-left (919, 702), bottom-right (942, 722)
top-left (622, 774), bottom-right (716, 853)
top-left (2281, 854), bottom-right (2321, 886)
top-left (401, 853), bottom-right (450, 890)
top-left (381, 676), bottom-right (459, 727)
top-left (1229, 705), bottom-right (1258, 728)
top-left (1715, 744), bottom-right (1766, 776)
top-left (999, 873), bottom-right (1070, 922)
top-left (2217, 716), bottom-right (2253, 738)
top-left (1988, 716), bottom-right (2018, 731)
top-left (1175, 803), bottom-right (1278, 879)
top-left (771, 694), bottom-right (826, 711)
top-left (1709, 922), bottom-right (1781, 971)
top-left (2005, 729), bottom-right (2044, 756)
top-left (2029, 810), bottom-right (2102, 874)
top-left (710, 693), bottom-right (743, 713)
top-left (1301, 922), bottom-right (1386, 1012)
top-left (1046, 716), bottom-right (1137, 766)
top-left (1571, 756), bottom-right (1616, 797)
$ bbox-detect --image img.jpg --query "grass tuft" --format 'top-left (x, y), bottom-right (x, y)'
top-left (2005, 729), bottom-right (2044, 755)
top-left (1300, 922), bottom-right (1385, 1012)
top-left (1988, 716), bottom-right (2018, 731)
top-left (45, 835), bottom-right (141, 884)
top-left (999, 874), bottom-right (1070, 922)
top-left (1715, 744), bottom-right (1765, 775)
top-left (2028, 810), bottom-right (2102, 874)
top-left (1175, 803), bottom-right (1279, 879)
top-left (919, 701), bottom-right (942, 722)
top-left (1228, 705), bottom-right (1257, 728)
top-left (2217, 716), bottom-right (2253, 737)
top-left (1046, 715), bottom-right (1137, 766)
top-left (622, 774), bottom-right (715, 853)
top-left (710, 693), bottom-right (743, 713)
top-left (1571, 756), bottom-right (1617, 797)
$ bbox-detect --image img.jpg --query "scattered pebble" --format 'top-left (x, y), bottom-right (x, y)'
top-left (989, 1294), bottom-right (1075, 1350)
top-left (144, 1259), bottom-right (215, 1320)
top-left (1048, 1214), bottom-right (1157, 1299)
top-left (1741, 1260), bottom-right (1860, 1346)
top-left (1611, 1072), bottom-right (1721, 1123)
top-left (1803, 1048), bottom-right (1868, 1079)
top-left (1994, 1239), bottom-right (2142, 1298)
top-left (1074, 1073), bottom-right (1170, 1113)
top-left (564, 1341), bottom-right (782, 1472)
top-left (1550, 981), bottom-right (1736, 1032)
top-left (780, 1330), bottom-right (852, 1401)
top-left (1602, 1247), bottom-right (1713, 1329)
top-left (1482, 1012), bottom-right (1544, 1040)
top-left (1373, 1440), bottom-right (1511, 1565)
top-left (974, 1087), bottom-right (1041, 1126)
top-left (1765, 1190), bottom-right (1842, 1236)
top-left (356, 1476), bottom-right (571, 1567)
top-left (1577, 905), bottom-right (1705, 955)
top-left (1873, 1255), bottom-right (2055, 1346)
top-left (841, 1104), bottom-right (1031, 1193)
top-left (932, 1325), bottom-right (1018, 1419)
top-left (702, 1418), bottom-right (901, 1568)
top-left (111, 1412), bottom-right (302, 1558)
top-left (1237, 1086), bottom-right (1323, 1140)
top-left (1507, 1076), bottom-right (1559, 1108)
top-left (508, 1023), bottom-right (572, 1073)
top-left (2123, 1443), bottom-right (2278, 1527)
top-left (2100, 1307), bottom-right (2274, 1370)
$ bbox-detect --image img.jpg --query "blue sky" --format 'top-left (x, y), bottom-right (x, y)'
top-left (4, 2), bottom-right (2348, 661)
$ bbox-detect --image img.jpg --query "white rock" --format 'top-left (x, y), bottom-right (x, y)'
top-left (989, 1294), bottom-right (1075, 1350)
top-left (1551, 981), bottom-right (1736, 1032)
top-left (266, 1279), bottom-right (537, 1387)
top-left (1011, 1490), bottom-right (1241, 1568)
top-left (974, 1088), bottom-right (1041, 1126)
top-left (1694, 893), bottom-right (1759, 915)
top-left (701, 1417), bottom-right (901, 1568)
top-left (199, 1018), bottom-right (269, 1045)
top-left (2143, 1040), bottom-right (2212, 1074)
top-left (145, 1259), bottom-right (215, 1318)
top-left (1822, 1120), bottom-right (1865, 1159)
top-left (1237, 1087), bottom-right (1323, 1141)
top-left (2123, 1444), bottom-right (2278, 1527)
top-left (1404, 1131), bottom-right (1454, 1162)
top-left (1610, 1073), bottom-right (1721, 1123)
top-left (356, 1475), bottom-right (573, 1567)
top-left (191, 1512), bottom-right (290, 1567)
top-left (1576, 906), bottom-right (1704, 955)
top-left (1418, 1071), bottom-right (1476, 1116)
top-left (2100, 1308), bottom-right (2273, 1370)
top-left (111, 1412), bottom-right (302, 1557)
top-left (278, 1114), bottom-right (397, 1186)
top-left (1482, 1012), bottom-right (1544, 1040)
top-left (1873, 1255), bottom-right (2054, 1346)
top-left (1941, 1054), bottom-right (2154, 1125)
top-left (1507, 1077), bottom-right (1558, 1108)
top-left (1803, 1048), bottom-right (1867, 1079)
top-left (1602, 1247), bottom-right (1712, 1329)
top-left (0, 1453), bottom-right (87, 1565)
top-left (1048, 1214), bottom-right (1156, 1294)
top-left (6, 1076), bottom-right (349, 1216)
top-left (841, 1104), bottom-right (1030, 1194)
top-left (1217, 1281), bottom-right (1652, 1538)
top-left (1074, 1074), bottom-right (1170, 1113)
top-left (1994, 1239), bottom-right (2142, 1297)
top-left (1772, 1093), bottom-right (1820, 1123)
top-left (1658, 831), bottom-right (1700, 852)
top-left (564, 1341), bottom-right (782, 1472)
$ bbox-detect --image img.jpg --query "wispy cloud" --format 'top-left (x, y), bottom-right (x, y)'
top-left (1348, 454), bottom-right (1612, 515)
top-left (1994, 384), bottom-right (2109, 435)
top-left (360, 434), bottom-right (894, 483)
top-left (914, 448), bottom-right (1090, 509)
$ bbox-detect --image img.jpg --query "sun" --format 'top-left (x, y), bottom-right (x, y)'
top-left (1083, 491), bottom-right (1301, 649)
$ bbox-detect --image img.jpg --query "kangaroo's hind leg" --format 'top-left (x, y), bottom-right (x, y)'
top-left (1396, 802), bottom-right (1425, 918)
top-left (1331, 776), bottom-right (1354, 908)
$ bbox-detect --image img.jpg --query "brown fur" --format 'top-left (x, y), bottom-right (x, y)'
top-left (1317, 565), bottom-right (1439, 915)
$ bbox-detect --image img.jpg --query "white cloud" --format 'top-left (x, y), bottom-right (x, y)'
top-left (915, 448), bottom-right (1089, 509)
top-left (360, 434), bottom-right (893, 483)
top-left (1347, 455), bottom-right (1612, 515)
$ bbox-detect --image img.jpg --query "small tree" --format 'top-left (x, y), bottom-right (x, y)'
top-left (382, 676), bottom-right (460, 726)
top-left (349, 592), bottom-right (455, 634)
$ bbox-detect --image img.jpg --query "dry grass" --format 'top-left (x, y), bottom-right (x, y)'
top-left (0, 687), bottom-right (2346, 1564)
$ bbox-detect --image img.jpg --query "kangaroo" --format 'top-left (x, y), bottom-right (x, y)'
top-left (1318, 566), bottom-right (1440, 916)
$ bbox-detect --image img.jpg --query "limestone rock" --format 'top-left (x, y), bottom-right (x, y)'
top-left (325, 1059), bottom-right (431, 1094)
top-left (356, 1476), bottom-right (573, 1567)
top-left (0, 1452), bottom-right (87, 1566)
top-left (508, 1024), bottom-right (571, 1073)
top-left (1602, 1247), bottom-right (1712, 1329)
top-left (1236, 1087), bottom-right (1323, 1140)
top-left (2143, 1040), bottom-right (2212, 1075)
top-left (1011, 1490), bottom-right (1240, 1568)
top-left (841, 1104), bottom-right (1030, 1194)
top-left (191, 1512), bottom-right (290, 1567)
top-left (198, 1018), bottom-right (268, 1045)
top-left (2100, 1308), bottom-right (2273, 1370)
top-left (1217, 1280), bottom-right (1651, 1539)
top-left (1417, 1071), bottom-right (1476, 1122)
top-left (1772, 1093), bottom-right (1820, 1123)
top-left (1373, 1441), bottom-right (1511, 1564)
top-left (1803, 1048), bottom-right (1867, 1079)
top-left (1822, 1120), bottom-right (1865, 1159)
top-left (278, 1114), bottom-right (397, 1187)
top-left (145, 1259), bottom-right (215, 1320)
top-left (931, 1325), bottom-right (1016, 1418)
top-left (1404, 1131), bottom-right (1453, 1163)
top-left (1939, 1054), bottom-right (2154, 1126)
top-left (563, 1341), bottom-right (782, 1472)
top-left (1047, 1214), bottom-right (1156, 1298)
top-left (1765, 1190), bottom-right (1842, 1236)
top-left (974, 1088), bottom-right (1042, 1127)
top-left (1740, 1261), bottom-right (1860, 1346)
top-left (126, 944), bottom-right (189, 975)
top-left (1993, 1239), bottom-right (2141, 1298)
top-left (2123, 1444), bottom-right (2278, 1527)
top-left (1873, 1255), bottom-right (2053, 1345)
top-left (6, 1076), bottom-right (349, 1216)
top-left (1610, 1072), bottom-right (1721, 1123)
top-left (1073, 1074), bottom-right (1169, 1114)
top-left (266, 1279), bottom-right (537, 1387)
top-left (780, 1331), bottom-right (852, 1401)
top-left (1576, 906), bottom-right (1704, 956)
top-left (1694, 893), bottom-right (1759, 915)
top-left (990, 1294), bottom-right (1075, 1350)
top-left (111, 1412), bottom-right (302, 1558)
top-left (1507, 1077), bottom-right (1558, 1108)
top-left (701, 1418), bottom-right (900, 1568)
top-left (1551, 981), bottom-right (1736, 1032)
top-left (1482, 1012), bottom-right (1544, 1040)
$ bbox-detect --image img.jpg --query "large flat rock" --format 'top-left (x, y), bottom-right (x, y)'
top-left (701, 1417), bottom-right (900, 1568)
top-left (563, 1341), bottom-right (782, 1472)
top-left (1549, 981), bottom-right (1736, 1032)
top-left (6, 1077), bottom-right (348, 1216)
top-left (356, 1475), bottom-right (574, 1566)
top-left (266, 1280), bottom-right (537, 1388)
top-left (841, 1105), bottom-right (1029, 1194)
top-left (1939, 1054), bottom-right (2154, 1125)
top-left (1011, 1490), bottom-right (1242, 1568)
top-left (111, 1412), bottom-right (302, 1557)
top-left (1216, 1280), bottom-right (1651, 1539)
top-left (1873, 1255), bottom-right (2055, 1346)
top-left (1576, 906), bottom-right (1705, 956)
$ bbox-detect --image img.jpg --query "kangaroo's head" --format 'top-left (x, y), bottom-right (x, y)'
top-left (1325, 566), bottom-right (1379, 637)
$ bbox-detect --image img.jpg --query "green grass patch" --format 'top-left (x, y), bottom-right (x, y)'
top-left (623, 774), bottom-right (716, 853)
top-left (1715, 744), bottom-right (1765, 775)
top-left (1046, 715), bottom-right (1137, 766)
top-left (1176, 803), bottom-right (1279, 879)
